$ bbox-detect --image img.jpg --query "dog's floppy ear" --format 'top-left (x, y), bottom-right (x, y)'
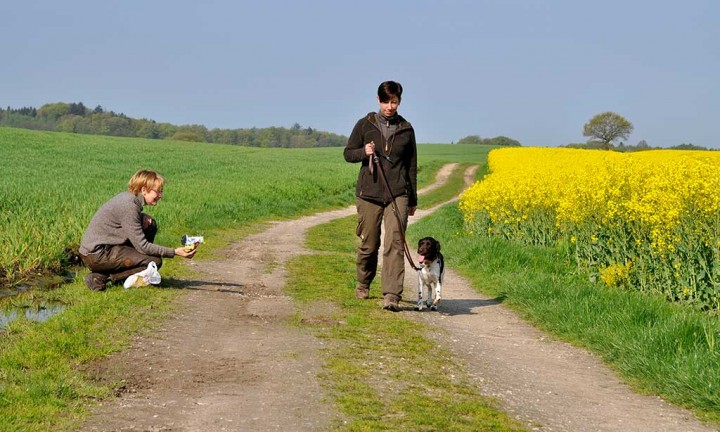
top-left (435, 240), bottom-right (441, 252)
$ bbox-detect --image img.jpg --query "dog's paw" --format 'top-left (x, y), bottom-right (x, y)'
top-left (415, 300), bottom-right (424, 311)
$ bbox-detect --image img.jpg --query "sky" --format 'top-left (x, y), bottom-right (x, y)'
top-left (2, 0), bottom-right (718, 148)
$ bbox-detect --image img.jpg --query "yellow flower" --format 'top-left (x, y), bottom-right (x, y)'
top-left (457, 147), bottom-right (720, 307)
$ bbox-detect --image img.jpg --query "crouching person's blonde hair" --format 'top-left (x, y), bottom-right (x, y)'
top-left (128, 169), bottom-right (165, 195)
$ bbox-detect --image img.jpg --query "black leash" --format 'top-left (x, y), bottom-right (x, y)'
top-left (371, 152), bottom-right (421, 271)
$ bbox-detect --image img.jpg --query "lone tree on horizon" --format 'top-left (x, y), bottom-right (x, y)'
top-left (583, 112), bottom-right (633, 150)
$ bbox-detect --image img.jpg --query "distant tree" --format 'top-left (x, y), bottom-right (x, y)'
top-left (11, 106), bottom-right (37, 117)
top-left (104, 116), bottom-right (134, 136)
top-left (484, 136), bottom-right (521, 147)
top-left (38, 102), bottom-right (71, 120)
top-left (175, 124), bottom-right (209, 142)
top-left (94, 105), bottom-right (104, 114)
top-left (209, 128), bottom-right (238, 144)
top-left (136, 120), bottom-right (161, 139)
top-left (458, 135), bottom-right (521, 146)
top-left (457, 135), bottom-right (483, 144)
top-left (582, 112), bottom-right (633, 150)
top-left (169, 131), bottom-right (204, 142)
top-left (56, 116), bottom-right (82, 133)
top-left (584, 140), bottom-right (610, 150)
top-left (68, 102), bottom-right (87, 116)
top-left (671, 143), bottom-right (708, 151)
top-left (637, 139), bottom-right (649, 149)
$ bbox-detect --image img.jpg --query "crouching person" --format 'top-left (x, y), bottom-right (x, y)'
top-left (79, 169), bottom-right (196, 291)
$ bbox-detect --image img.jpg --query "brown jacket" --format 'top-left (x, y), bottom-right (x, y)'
top-left (343, 112), bottom-right (417, 207)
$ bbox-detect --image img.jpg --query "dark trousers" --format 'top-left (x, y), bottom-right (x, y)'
top-left (80, 216), bottom-right (162, 282)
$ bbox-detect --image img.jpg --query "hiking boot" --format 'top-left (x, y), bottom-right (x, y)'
top-left (84, 272), bottom-right (108, 291)
top-left (383, 294), bottom-right (400, 312)
top-left (355, 284), bottom-right (370, 299)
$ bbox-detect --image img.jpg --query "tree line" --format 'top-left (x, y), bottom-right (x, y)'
top-left (0, 102), bottom-right (347, 148)
top-left (456, 135), bottom-right (522, 146)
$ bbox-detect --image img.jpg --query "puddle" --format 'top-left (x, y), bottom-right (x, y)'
top-left (0, 272), bottom-right (75, 330)
top-left (0, 273), bottom-right (75, 300)
top-left (0, 302), bottom-right (66, 330)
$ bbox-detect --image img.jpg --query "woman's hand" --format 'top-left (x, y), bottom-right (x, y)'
top-left (408, 206), bottom-right (417, 216)
top-left (364, 141), bottom-right (376, 157)
top-left (174, 247), bottom-right (197, 258)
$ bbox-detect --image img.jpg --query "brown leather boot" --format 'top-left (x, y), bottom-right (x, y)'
top-left (355, 284), bottom-right (370, 299)
top-left (84, 272), bottom-right (109, 291)
top-left (382, 293), bottom-right (400, 312)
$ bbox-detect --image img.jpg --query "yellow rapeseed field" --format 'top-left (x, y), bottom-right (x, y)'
top-left (459, 147), bottom-right (720, 310)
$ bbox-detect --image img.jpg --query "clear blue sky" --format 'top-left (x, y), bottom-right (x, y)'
top-left (2, 0), bottom-right (718, 148)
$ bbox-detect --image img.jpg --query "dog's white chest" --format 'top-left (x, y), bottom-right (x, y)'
top-left (420, 260), bottom-right (442, 285)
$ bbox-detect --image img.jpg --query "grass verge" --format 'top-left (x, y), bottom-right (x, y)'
top-left (0, 283), bottom-right (181, 431)
top-left (408, 204), bottom-right (720, 425)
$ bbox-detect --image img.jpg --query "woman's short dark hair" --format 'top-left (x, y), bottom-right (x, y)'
top-left (378, 81), bottom-right (403, 103)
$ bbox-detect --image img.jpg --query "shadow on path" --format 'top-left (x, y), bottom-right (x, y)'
top-left (401, 295), bottom-right (505, 316)
top-left (162, 277), bottom-right (245, 293)
top-left (435, 295), bottom-right (506, 316)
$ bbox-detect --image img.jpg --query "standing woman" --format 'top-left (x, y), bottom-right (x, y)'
top-left (344, 81), bottom-right (418, 311)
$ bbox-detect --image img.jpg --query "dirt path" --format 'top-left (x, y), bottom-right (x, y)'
top-left (79, 164), bottom-right (714, 432)
top-left (401, 250), bottom-right (714, 431)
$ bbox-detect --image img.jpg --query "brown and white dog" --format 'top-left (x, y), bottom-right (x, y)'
top-left (416, 236), bottom-right (444, 311)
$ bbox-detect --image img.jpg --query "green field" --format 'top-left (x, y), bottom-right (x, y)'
top-left (0, 127), bottom-right (490, 286)
top-left (1, 127), bottom-right (718, 430)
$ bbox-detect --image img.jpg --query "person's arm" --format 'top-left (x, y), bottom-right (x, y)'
top-left (344, 117), bottom-right (369, 163)
top-left (140, 214), bottom-right (194, 258)
top-left (122, 209), bottom-right (176, 257)
top-left (407, 129), bottom-right (418, 210)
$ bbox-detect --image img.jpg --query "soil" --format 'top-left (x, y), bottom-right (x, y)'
top-left (79, 164), bottom-right (716, 432)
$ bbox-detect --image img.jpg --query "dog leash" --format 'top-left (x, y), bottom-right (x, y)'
top-left (371, 152), bottom-right (422, 272)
